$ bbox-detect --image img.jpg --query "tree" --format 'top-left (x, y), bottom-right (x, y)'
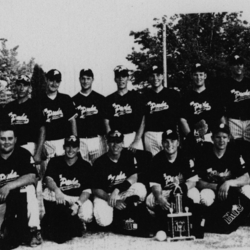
top-left (127, 12), bottom-right (250, 90)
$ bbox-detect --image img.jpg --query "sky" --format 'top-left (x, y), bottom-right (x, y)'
top-left (0, 0), bottom-right (250, 96)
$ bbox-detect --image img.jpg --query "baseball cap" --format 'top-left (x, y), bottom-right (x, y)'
top-left (151, 65), bottom-right (163, 75)
top-left (64, 135), bottom-right (80, 147)
top-left (229, 54), bottom-right (244, 65)
top-left (15, 75), bottom-right (31, 86)
top-left (114, 65), bottom-right (129, 77)
top-left (79, 69), bottom-right (94, 78)
top-left (46, 69), bottom-right (62, 82)
top-left (191, 63), bottom-right (206, 73)
top-left (162, 129), bottom-right (179, 141)
top-left (107, 130), bottom-right (124, 143)
top-left (211, 123), bottom-right (230, 135)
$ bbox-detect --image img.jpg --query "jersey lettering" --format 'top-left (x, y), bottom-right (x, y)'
top-left (76, 105), bottom-right (98, 119)
top-left (108, 171), bottom-right (126, 186)
top-left (231, 89), bottom-right (250, 102)
top-left (59, 174), bottom-right (81, 191)
top-left (113, 103), bottom-right (132, 117)
top-left (43, 108), bottom-right (63, 122)
top-left (147, 101), bottom-right (169, 114)
top-left (190, 101), bottom-right (211, 115)
top-left (8, 112), bottom-right (29, 125)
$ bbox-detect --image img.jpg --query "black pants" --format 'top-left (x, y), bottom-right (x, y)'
top-left (42, 200), bottom-right (83, 244)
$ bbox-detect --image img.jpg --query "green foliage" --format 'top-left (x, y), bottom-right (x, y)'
top-left (127, 12), bottom-right (250, 89)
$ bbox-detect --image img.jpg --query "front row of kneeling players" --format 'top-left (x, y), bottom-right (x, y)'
top-left (1, 123), bottom-right (250, 247)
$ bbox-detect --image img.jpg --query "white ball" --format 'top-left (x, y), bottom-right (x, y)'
top-left (200, 189), bottom-right (215, 206)
top-left (155, 230), bottom-right (167, 241)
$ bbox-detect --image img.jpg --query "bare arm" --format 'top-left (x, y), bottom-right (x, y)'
top-left (104, 119), bottom-right (111, 134)
top-left (196, 179), bottom-right (218, 192)
top-left (180, 118), bottom-right (191, 137)
top-left (69, 117), bottom-right (77, 136)
top-left (45, 176), bottom-right (65, 204)
top-left (151, 184), bottom-right (170, 210)
top-left (34, 125), bottom-right (46, 163)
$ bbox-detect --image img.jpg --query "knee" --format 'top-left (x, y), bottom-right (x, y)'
top-left (78, 200), bottom-right (94, 223)
top-left (241, 185), bottom-right (250, 199)
top-left (93, 198), bottom-right (113, 227)
top-left (187, 187), bottom-right (200, 204)
top-left (200, 189), bottom-right (215, 206)
top-left (130, 183), bottom-right (147, 201)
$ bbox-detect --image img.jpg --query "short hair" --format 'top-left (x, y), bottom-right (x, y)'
top-left (0, 124), bottom-right (17, 137)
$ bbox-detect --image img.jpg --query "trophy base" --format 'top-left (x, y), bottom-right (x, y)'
top-left (167, 235), bottom-right (196, 242)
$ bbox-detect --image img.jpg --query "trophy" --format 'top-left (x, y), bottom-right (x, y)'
top-left (166, 192), bottom-right (195, 241)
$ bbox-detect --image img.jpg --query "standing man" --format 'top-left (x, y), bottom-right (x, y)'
top-left (41, 69), bottom-right (77, 159)
top-left (223, 55), bottom-right (250, 141)
top-left (143, 65), bottom-right (180, 156)
top-left (0, 125), bottom-right (39, 249)
top-left (3, 75), bottom-right (45, 163)
top-left (104, 66), bottom-right (144, 150)
top-left (92, 130), bottom-right (147, 228)
top-left (72, 69), bottom-right (106, 164)
top-left (180, 63), bottom-right (224, 142)
top-left (42, 135), bottom-right (93, 243)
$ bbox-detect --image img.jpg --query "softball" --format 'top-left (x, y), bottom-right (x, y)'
top-left (155, 230), bottom-right (167, 241)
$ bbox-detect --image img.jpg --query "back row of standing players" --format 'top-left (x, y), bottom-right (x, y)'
top-left (0, 54), bottom-right (249, 163)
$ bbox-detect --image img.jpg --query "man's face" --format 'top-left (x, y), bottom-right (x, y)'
top-left (64, 145), bottom-right (79, 159)
top-left (115, 75), bottom-right (128, 91)
top-left (47, 79), bottom-right (61, 94)
top-left (0, 130), bottom-right (16, 154)
top-left (231, 63), bottom-right (244, 76)
top-left (162, 139), bottom-right (179, 155)
top-left (192, 71), bottom-right (207, 88)
top-left (108, 141), bottom-right (123, 156)
top-left (80, 75), bottom-right (93, 91)
top-left (16, 82), bottom-right (30, 99)
top-left (212, 132), bottom-right (230, 151)
top-left (151, 73), bottom-right (163, 88)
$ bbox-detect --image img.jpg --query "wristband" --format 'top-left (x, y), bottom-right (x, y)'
top-left (116, 180), bottom-right (131, 193)
top-left (75, 200), bottom-right (82, 207)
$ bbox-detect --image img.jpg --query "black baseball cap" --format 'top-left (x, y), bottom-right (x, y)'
top-left (162, 129), bottom-right (179, 141)
top-left (151, 65), bottom-right (163, 75)
top-left (114, 65), bottom-right (129, 77)
top-left (15, 75), bottom-right (31, 86)
top-left (79, 69), bottom-right (94, 78)
top-left (229, 55), bottom-right (244, 65)
top-left (46, 69), bottom-right (62, 82)
top-left (211, 123), bottom-right (230, 135)
top-left (107, 130), bottom-right (124, 143)
top-left (191, 63), bottom-right (206, 73)
top-left (64, 135), bottom-right (80, 147)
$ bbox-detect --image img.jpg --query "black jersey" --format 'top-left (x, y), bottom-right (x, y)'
top-left (0, 147), bottom-right (36, 188)
top-left (72, 91), bottom-right (105, 137)
top-left (4, 99), bottom-right (43, 145)
top-left (180, 88), bottom-right (224, 132)
top-left (45, 155), bottom-right (92, 197)
top-left (222, 77), bottom-right (250, 120)
top-left (92, 149), bottom-right (138, 193)
top-left (41, 93), bottom-right (76, 140)
top-left (195, 142), bottom-right (247, 183)
top-left (143, 87), bottom-right (180, 132)
top-left (148, 150), bottom-right (196, 191)
top-left (104, 90), bottom-right (144, 134)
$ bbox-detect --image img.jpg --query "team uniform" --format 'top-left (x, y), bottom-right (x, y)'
top-left (42, 155), bottom-right (93, 242)
top-left (195, 142), bottom-right (250, 206)
top-left (143, 87), bottom-right (180, 155)
top-left (3, 99), bottom-right (43, 155)
top-left (92, 149), bottom-right (147, 227)
top-left (41, 93), bottom-right (77, 158)
top-left (146, 150), bottom-right (199, 211)
top-left (0, 147), bottom-right (38, 246)
top-left (104, 90), bottom-right (144, 149)
top-left (223, 77), bottom-right (250, 141)
top-left (180, 88), bottom-right (224, 142)
top-left (72, 91), bottom-right (106, 164)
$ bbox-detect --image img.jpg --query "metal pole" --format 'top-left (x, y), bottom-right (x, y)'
top-left (163, 17), bottom-right (167, 87)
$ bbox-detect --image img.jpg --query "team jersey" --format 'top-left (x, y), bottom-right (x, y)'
top-left (195, 142), bottom-right (248, 183)
top-left (143, 87), bottom-right (180, 132)
top-left (180, 88), bottom-right (224, 132)
top-left (104, 90), bottom-right (144, 134)
top-left (0, 147), bottom-right (36, 189)
top-left (41, 93), bottom-right (77, 140)
top-left (3, 99), bottom-right (43, 145)
top-left (148, 150), bottom-right (197, 191)
top-left (92, 149), bottom-right (138, 193)
top-left (72, 91), bottom-right (106, 137)
top-left (44, 155), bottom-right (92, 197)
top-left (222, 77), bottom-right (250, 120)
